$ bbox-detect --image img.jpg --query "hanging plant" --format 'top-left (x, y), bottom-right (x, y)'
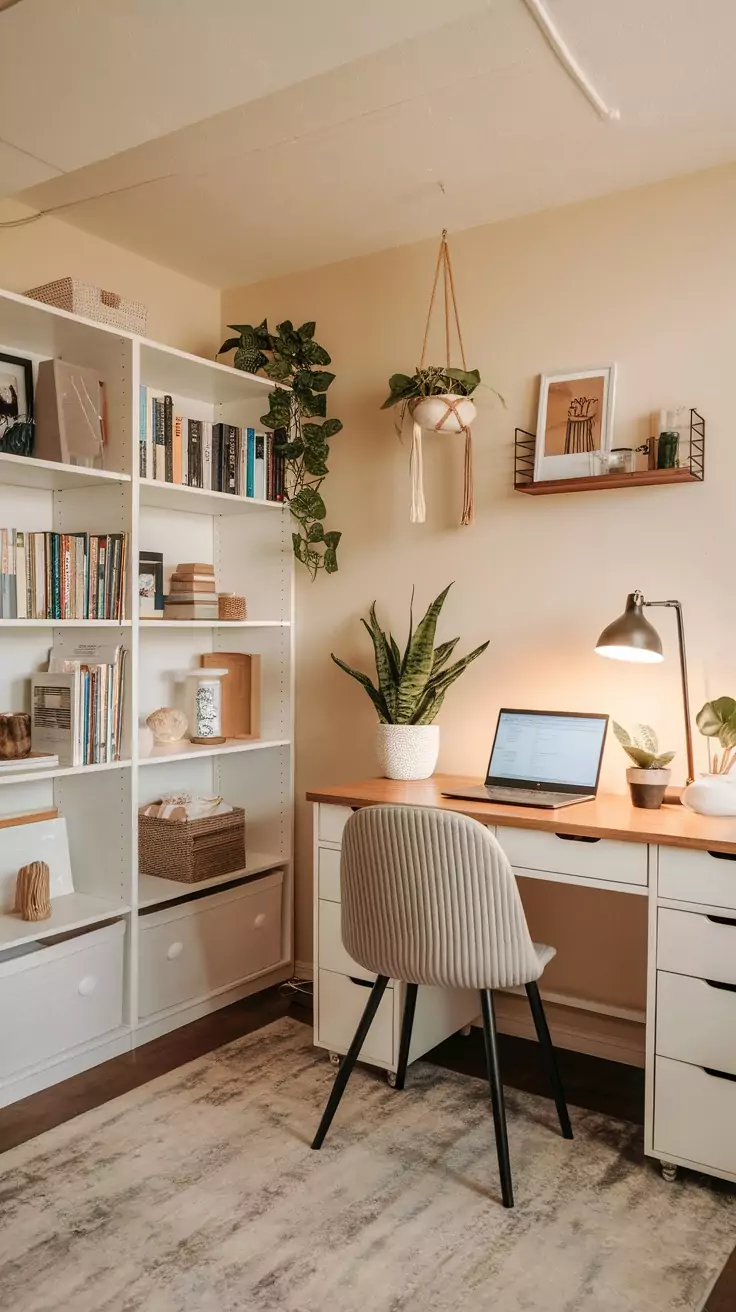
top-left (218, 319), bottom-right (342, 578)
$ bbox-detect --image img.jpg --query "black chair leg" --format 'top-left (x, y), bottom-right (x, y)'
top-left (394, 983), bottom-right (418, 1090)
top-left (312, 975), bottom-right (389, 1150)
top-left (480, 988), bottom-right (514, 1209)
top-left (525, 980), bottom-right (573, 1140)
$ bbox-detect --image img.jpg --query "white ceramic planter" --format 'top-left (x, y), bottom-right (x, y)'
top-left (411, 394), bottom-right (477, 434)
top-left (376, 724), bottom-right (440, 781)
top-left (626, 766), bottom-right (670, 810)
top-left (682, 772), bottom-right (736, 816)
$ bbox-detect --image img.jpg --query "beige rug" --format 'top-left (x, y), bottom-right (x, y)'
top-left (0, 1017), bottom-right (733, 1312)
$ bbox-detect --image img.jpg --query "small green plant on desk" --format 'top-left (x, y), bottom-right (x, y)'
top-left (613, 722), bottom-right (675, 810)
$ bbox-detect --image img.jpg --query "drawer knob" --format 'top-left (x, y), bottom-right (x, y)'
top-left (78, 976), bottom-right (97, 997)
top-left (166, 941), bottom-right (184, 960)
top-left (254, 913), bottom-right (267, 929)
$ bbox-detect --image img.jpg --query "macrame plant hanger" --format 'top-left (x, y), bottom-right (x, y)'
top-left (411, 228), bottom-right (475, 527)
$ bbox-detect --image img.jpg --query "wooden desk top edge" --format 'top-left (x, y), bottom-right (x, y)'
top-left (307, 774), bottom-right (736, 854)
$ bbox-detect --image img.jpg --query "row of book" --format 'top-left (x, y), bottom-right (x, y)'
top-left (0, 530), bottom-right (128, 621)
top-left (33, 643), bottom-right (127, 765)
top-left (138, 389), bottom-right (286, 500)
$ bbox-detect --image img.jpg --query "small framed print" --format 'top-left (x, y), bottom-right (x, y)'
top-left (0, 351), bottom-right (34, 425)
top-left (534, 366), bottom-right (617, 482)
top-left (139, 550), bottom-right (164, 618)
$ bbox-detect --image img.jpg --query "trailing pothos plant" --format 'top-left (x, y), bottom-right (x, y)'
top-left (331, 583), bottom-right (489, 724)
top-left (219, 319), bottom-right (342, 578)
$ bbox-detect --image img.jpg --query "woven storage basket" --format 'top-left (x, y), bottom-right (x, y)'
top-left (218, 594), bottom-right (247, 621)
top-left (25, 278), bottom-right (147, 335)
top-left (139, 806), bottom-right (246, 882)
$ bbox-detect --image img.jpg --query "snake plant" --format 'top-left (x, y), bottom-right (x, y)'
top-left (331, 584), bottom-right (489, 725)
top-left (613, 722), bottom-right (675, 770)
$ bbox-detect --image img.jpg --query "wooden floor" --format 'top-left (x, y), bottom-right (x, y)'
top-left (0, 986), bottom-right (733, 1311)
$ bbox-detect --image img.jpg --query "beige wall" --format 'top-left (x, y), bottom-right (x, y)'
top-left (0, 201), bottom-right (220, 355)
top-left (224, 163), bottom-right (736, 1021)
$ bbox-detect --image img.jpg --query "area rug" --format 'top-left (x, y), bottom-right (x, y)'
top-left (0, 1018), bottom-right (733, 1312)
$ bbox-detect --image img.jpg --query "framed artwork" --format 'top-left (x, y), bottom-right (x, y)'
top-left (0, 351), bottom-right (33, 425)
top-left (533, 366), bottom-right (616, 482)
top-left (139, 550), bottom-right (164, 618)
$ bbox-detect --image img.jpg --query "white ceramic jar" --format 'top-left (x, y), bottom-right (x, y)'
top-left (184, 669), bottom-right (227, 745)
top-left (375, 724), bottom-right (440, 781)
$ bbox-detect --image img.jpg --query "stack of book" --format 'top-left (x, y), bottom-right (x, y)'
top-left (31, 642), bottom-right (127, 766)
top-left (139, 389), bottom-right (285, 501)
top-left (0, 529), bottom-right (128, 620)
top-left (164, 563), bottom-right (218, 621)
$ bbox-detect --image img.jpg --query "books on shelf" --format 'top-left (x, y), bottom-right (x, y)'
top-left (31, 642), bottom-right (127, 766)
top-left (0, 529), bottom-right (128, 620)
top-left (138, 389), bottom-right (285, 501)
top-left (164, 563), bottom-right (218, 620)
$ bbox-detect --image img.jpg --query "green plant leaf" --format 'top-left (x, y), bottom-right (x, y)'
top-left (719, 711), bottom-right (736, 750)
top-left (307, 523), bottom-right (324, 542)
top-left (395, 584), bottom-right (453, 722)
top-left (652, 751), bottom-right (676, 768)
top-left (422, 641), bottom-right (490, 702)
top-left (304, 370), bottom-right (335, 393)
top-left (323, 531), bottom-right (341, 548)
top-left (634, 724), bottom-right (658, 753)
top-left (290, 486), bottom-right (326, 523)
top-left (297, 390), bottom-right (327, 419)
top-left (331, 654), bottom-right (387, 720)
top-left (277, 440), bottom-right (305, 459)
top-left (431, 638), bottom-right (459, 676)
top-left (362, 606), bottom-right (397, 720)
top-left (445, 367), bottom-right (481, 394)
top-left (389, 634), bottom-right (402, 677)
top-left (320, 417), bottom-right (343, 439)
top-left (302, 448), bottom-right (329, 476)
top-left (612, 721), bottom-right (631, 747)
top-left (264, 357), bottom-right (292, 382)
top-left (218, 336), bottom-right (241, 355)
top-left (381, 373), bottom-right (418, 409)
top-left (697, 697), bottom-right (736, 736)
top-left (302, 423), bottom-right (326, 445)
top-left (624, 746), bottom-right (657, 768)
top-left (298, 321), bottom-right (316, 340)
top-left (292, 532), bottom-right (307, 563)
top-left (303, 341), bottom-right (331, 366)
top-left (324, 547), bottom-right (338, 574)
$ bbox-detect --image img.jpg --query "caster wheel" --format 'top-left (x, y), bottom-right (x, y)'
top-left (460, 1025), bottom-right (472, 1037)
top-left (386, 1071), bottom-right (397, 1088)
top-left (328, 1051), bottom-right (341, 1068)
top-left (661, 1161), bottom-right (678, 1183)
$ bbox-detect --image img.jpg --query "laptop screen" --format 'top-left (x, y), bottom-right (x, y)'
top-left (486, 710), bottom-right (608, 793)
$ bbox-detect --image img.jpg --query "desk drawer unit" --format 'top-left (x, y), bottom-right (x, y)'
top-left (318, 898), bottom-right (374, 982)
top-left (656, 971), bottom-right (736, 1077)
top-left (318, 805), bottom-right (352, 846)
top-left (657, 907), bottom-right (736, 988)
top-left (658, 845), bottom-right (736, 911)
top-left (318, 846), bottom-right (341, 903)
top-left (317, 969), bottom-right (394, 1066)
top-left (499, 827), bottom-right (647, 889)
top-left (654, 1056), bottom-right (736, 1177)
top-left (139, 873), bottom-right (284, 1018)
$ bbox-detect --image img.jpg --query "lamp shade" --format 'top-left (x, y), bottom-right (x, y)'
top-left (595, 593), bottom-right (664, 663)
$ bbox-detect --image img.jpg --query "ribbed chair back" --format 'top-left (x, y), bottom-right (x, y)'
top-left (341, 805), bottom-right (543, 991)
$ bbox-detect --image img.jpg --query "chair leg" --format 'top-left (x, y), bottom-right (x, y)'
top-left (480, 989), bottom-right (514, 1209)
top-left (525, 980), bottom-right (573, 1140)
top-left (312, 975), bottom-right (389, 1150)
top-left (394, 983), bottom-right (418, 1090)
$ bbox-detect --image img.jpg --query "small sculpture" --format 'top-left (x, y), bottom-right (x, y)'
top-left (0, 712), bottom-right (31, 760)
top-left (15, 860), bottom-right (51, 921)
top-left (146, 707), bottom-right (188, 745)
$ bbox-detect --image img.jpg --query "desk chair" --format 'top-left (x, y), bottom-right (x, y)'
top-left (311, 805), bottom-right (573, 1208)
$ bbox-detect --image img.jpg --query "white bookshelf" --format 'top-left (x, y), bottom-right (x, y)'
top-left (0, 287), bottom-right (295, 1107)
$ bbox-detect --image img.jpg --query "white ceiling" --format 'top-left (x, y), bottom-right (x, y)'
top-left (5, 0), bottom-right (736, 288)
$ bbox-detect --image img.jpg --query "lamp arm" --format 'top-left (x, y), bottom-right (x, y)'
top-left (642, 599), bottom-right (695, 784)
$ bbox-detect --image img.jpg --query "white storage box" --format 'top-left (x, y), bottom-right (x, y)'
top-left (0, 920), bottom-right (125, 1080)
top-left (25, 278), bottom-right (147, 335)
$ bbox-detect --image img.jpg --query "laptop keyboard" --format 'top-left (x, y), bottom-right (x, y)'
top-left (484, 787), bottom-right (591, 805)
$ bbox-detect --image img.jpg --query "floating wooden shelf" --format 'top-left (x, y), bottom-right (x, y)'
top-left (517, 468), bottom-right (700, 496)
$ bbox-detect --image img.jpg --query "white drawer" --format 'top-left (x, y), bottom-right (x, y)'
top-left (318, 846), bottom-right (341, 902)
top-left (654, 1055), bottom-right (736, 1176)
top-left (139, 873), bottom-right (283, 1018)
top-left (318, 804), bottom-right (351, 846)
top-left (317, 968), bottom-right (394, 1065)
top-left (0, 921), bottom-right (124, 1080)
top-left (658, 845), bottom-right (736, 912)
top-left (657, 906), bottom-right (736, 987)
top-left (498, 826), bottom-right (647, 888)
top-left (318, 897), bottom-right (374, 982)
top-left (657, 970), bottom-right (736, 1076)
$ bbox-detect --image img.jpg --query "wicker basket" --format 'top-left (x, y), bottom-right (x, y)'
top-left (218, 594), bottom-right (247, 621)
top-left (139, 806), bottom-right (245, 882)
top-left (25, 278), bottom-right (148, 335)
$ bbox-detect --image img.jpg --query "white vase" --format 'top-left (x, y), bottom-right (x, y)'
top-left (411, 394), bottom-right (477, 434)
top-left (682, 772), bottom-right (736, 816)
top-left (375, 724), bottom-right (440, 781)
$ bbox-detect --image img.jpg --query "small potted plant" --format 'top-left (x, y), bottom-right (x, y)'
top-left (682, 697), bottom-right (736, 816)
top-left (332, 584), bottom-right (489, 780)
top-left (613, 722), bottom-right (675, 809)
top-left (381, 366), bottom-right (483, 435)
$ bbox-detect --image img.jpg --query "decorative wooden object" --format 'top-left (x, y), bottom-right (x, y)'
top-left (218, 593), bottom-right (247, 621)
top-left (201, 653), bottom-right (261, 740)
top-left (14, 860), bottom-right (51, 921)
top-left (0, 712), bottom-right (31, 760)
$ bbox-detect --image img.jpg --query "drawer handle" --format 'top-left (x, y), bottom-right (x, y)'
top-left (349, 976), bottom-right (374, 989)
top-left (167, 941), bottom-right (184, 960)
top-left (554, 833), bottom-right (601, 844)
top-left (704, 1066), bottom-right (736, 1083)
top-left (707, 850), bottom-right (736, 862)
top-left (78, 975), bottom-right (97, 997)
top-left (706, 978), bottom-right (736, 993)
top-left (707, 915), bottom-right (736, 927)
top-left (254, 913), bottom-right (267, 929)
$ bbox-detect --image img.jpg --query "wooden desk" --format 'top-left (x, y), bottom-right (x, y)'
top-left (308, 774), bottom-right (736, 1187)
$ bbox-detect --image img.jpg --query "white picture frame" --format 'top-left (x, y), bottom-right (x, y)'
top-left (533, 365), bottom-right (617, 483)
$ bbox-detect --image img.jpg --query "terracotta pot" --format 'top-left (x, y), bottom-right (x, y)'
top-left (375, 724), bottom-right (440, 781)
top-left (0, 712), bottom-right (31, 760)
top-left (410, 394), bottom-right (477, 434)
top-left (626, 766), bottom-right (670, 809)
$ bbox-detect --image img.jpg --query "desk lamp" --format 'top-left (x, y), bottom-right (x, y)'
top-left (595, 591), bottom-right (694, 785)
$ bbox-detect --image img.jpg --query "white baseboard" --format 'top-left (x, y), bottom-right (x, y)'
top-left (492, 992), bottom-right (645, 1068)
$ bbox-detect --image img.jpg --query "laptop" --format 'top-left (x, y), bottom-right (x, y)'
top-left (442, 708), bottom-right (609, 810)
